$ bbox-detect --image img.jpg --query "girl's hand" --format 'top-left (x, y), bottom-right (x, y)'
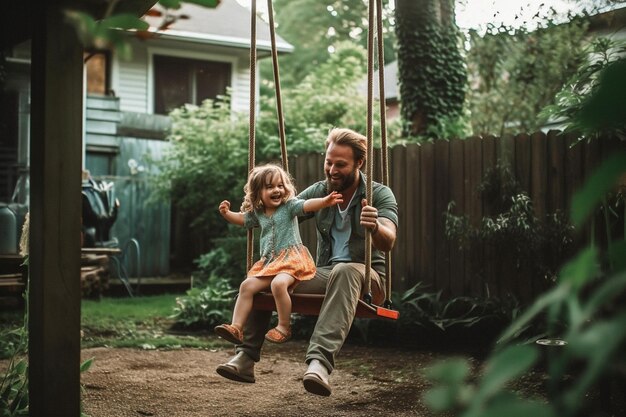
top-left (326, 191), bottom-right (343, 206)
top-left (218, 200), bottom-right (231, 215)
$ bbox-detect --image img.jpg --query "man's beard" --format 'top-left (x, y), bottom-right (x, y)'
top-left (326, 168), bottom-right (358, 192)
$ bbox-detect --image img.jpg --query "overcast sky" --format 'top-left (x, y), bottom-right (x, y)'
top-left (237, 0), bottom-right (583, 30)
top-left (455, 0), bottom-right (578, 30)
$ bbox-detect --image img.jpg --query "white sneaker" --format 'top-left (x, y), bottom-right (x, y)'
top-left (302, 359), bottom-right (331, 396)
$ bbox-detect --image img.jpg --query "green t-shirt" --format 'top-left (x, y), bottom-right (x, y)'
top-left (298, 172), bottom-right (398, 276)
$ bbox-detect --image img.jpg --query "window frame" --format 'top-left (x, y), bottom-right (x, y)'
top-left (147, 47), bottom-right (236, 115)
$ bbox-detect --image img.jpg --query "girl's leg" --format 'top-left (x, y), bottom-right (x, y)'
top-left (270, 273), bottom-right (297, 334)
top-left (231, 276), bottom-right (271, 330)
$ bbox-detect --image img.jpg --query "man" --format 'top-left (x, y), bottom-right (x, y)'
top-left (216, 128), bottom-right (398, 396)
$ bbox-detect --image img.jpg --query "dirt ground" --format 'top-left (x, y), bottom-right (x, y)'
top-left (80, 340), bottom-right (456, 417)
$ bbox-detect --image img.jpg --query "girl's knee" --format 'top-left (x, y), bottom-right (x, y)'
top-left (239, 278), bottom-right (257, 295)
top-left (270, 275), bottom-right (292, 292)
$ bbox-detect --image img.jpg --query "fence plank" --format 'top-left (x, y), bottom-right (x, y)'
top-left (547, 130), bottom-right (566, 214)
top-left (465, 137), bottom-right (484, 297)
top-left (515, 133), bottom-right (532, 197)
top-left (403, 144), bottom-right (421, 294)
top-left (419, 143), bottom-right (436, 289)
top-left (482, 135), bottom-right (499, 298)
top-left (434, 140), bottom-right (451, 296)
top-left (391, 144), bottom-right (408, 293)
top-left (448, 139), bottom-right (465, 297)
top-left (564, 134), bottom-right (583, 213)
top-left (531, 131), bottom-right (548, 220)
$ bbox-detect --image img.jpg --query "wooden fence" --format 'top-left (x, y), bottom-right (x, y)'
top-left (290, 131), bottom-right (625, 303)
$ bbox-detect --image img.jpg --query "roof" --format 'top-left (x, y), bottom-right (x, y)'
top-left (587, 6), bottom-right (626, 33)
top-left (142, 1), bottom-right (294, 53)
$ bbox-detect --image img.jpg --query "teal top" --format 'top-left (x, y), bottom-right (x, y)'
top-left (243, 198), bottom-right (307, 260)
top-left (297, 172), bottom-right (398, 276)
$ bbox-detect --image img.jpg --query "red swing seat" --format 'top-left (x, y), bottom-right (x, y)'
top-left (252, 292), bottom-right (399, 320)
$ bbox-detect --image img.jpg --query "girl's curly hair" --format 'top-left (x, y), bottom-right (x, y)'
top-left (241, 164), bottom-right (297, 212)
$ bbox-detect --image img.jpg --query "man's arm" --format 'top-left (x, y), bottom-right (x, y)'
top-left (360, 199), bottom-right (397, 252)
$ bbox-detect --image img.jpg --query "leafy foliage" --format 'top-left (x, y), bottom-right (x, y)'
top-left (0, 285), bottom-right (93, 417)
top-left (395, 0), bottom-right (467, 137)
top-left (424, 55), bottom-right (626, 417)
top-left (270, 0), bottom-right (396, 89)
top-left (192, 237), bottom-right (247, 288)
top-left (467, 16), bottom-right (589, 136)
top-left (149, 95), bottom-right (256, 243)
top-left (263, 41), bottom-right (371, 154)
top-left (170, 276), bottom-right (236, 329)
top-left (540, 37), bottom-right (626, 140)
top-left (445, 162), bottom-right (575, 283)
top-left (0, 311), bottom-right (28, 417)
top-left (151, 42), bottom-right (372, 255)
top-left (352, 282), bottom-right (520, 349)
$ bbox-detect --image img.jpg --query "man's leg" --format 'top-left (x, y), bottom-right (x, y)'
top-left (216, 269), bottom-right (331, 382)
top-left (303, 263), bottom-right (383, 396)
top-left (215, 308), bottom-right (271, 383)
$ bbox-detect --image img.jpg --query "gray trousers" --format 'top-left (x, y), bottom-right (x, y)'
top-left (237, 262), bottom-right (385, 373)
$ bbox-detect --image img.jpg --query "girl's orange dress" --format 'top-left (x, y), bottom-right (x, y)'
top-left (243, 198), bottom-right (316, 281)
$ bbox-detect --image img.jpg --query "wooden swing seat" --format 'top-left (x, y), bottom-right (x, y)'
top-left (253, 292), bottom-right (399, 320)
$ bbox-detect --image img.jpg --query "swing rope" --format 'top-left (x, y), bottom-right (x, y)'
top-left (266, 0), bottom-right (289, 172)
top-left (247, 0), bottom-right (397, 319)
top-left (375, 0), bottom-right (393, 309)
top-left (246, 0), bottom-right (257, 273)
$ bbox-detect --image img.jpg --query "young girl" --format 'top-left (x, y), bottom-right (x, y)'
top-left (214, 164), bottom-right (342, 344)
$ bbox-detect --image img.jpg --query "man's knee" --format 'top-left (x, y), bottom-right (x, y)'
top-left (329, 263), bottom-right (363, 289)
top-left (330, 263), bottom-right (362, 278)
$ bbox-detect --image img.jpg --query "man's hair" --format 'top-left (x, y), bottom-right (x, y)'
top-left (241, 163), bottom-right (296, 212)
top-left (325, 128), bottom-right (367, 164)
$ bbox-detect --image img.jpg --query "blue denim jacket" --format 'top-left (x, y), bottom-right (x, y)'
top-left (297, 172), bottom-right (398, 276)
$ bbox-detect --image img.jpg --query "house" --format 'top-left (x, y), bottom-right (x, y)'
top-left (358, 60), bottom-right (400, 120)
top-left (0, 0), bottom-right (293, 276)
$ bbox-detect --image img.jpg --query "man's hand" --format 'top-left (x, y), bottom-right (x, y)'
top-left (361, 199), bottom-right (396, 251)
top-left (360, 199), bottom-right (379, 233)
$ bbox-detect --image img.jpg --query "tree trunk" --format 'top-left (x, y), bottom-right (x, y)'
top-left (395, 0), bottom-right (466, 137)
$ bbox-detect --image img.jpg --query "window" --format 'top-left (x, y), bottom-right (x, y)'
top-left (85, 149), bottom-right (117, 177)
top-left (153, 55), bottom-right (231, 115)
top-left (84, 51), bottom-right (110, 95)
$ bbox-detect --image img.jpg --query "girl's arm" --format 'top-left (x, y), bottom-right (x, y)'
top-left (219, 200), bottom-right (245, 226)
top-left (303, 191), bottom-right (343, 213)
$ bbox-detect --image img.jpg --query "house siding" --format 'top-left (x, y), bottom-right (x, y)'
top-left (113, 46), bottom-right (150, 113)
top-left (232, 64), bottom-right (253, 113)
top-left (113, 38), bottom-right (253, 115)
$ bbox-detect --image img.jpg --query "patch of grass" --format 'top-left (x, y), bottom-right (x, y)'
top-left (82, 294), bottom-right (177, 324)
top-left (81, 294), bottom-right (223, 350)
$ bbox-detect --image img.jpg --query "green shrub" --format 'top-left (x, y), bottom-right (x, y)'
top-left (445, 162), bottom-right (575, 284)
top-left (192, 236), bottom-right (247, 288)
top-left (351, 282), bottom-right (520, 351)
top-left (423, 59), bottom-right (626, 416)
top-left (170, 275), bottom-right (236, 330)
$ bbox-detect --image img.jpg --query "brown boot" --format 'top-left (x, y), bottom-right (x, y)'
top-left (216, 351), bottom-right (255, 383)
